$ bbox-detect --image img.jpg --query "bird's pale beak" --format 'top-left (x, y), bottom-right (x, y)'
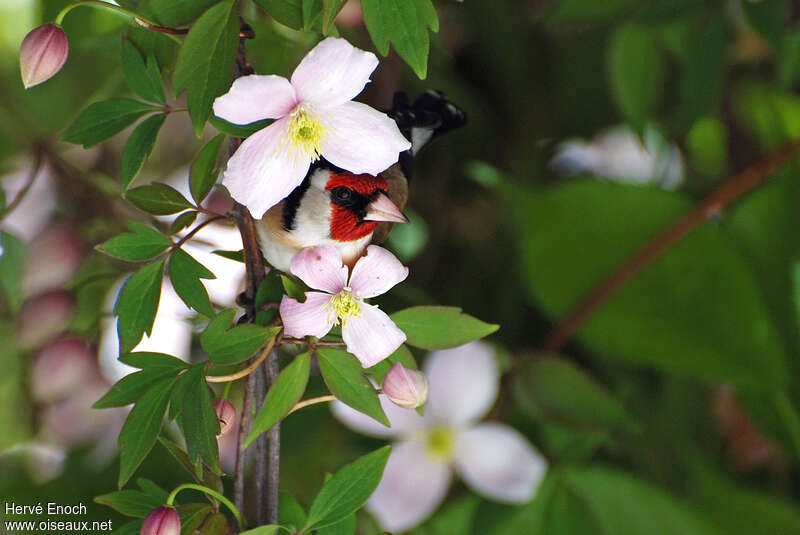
top-left (364, 192), bottom-right (409, 223)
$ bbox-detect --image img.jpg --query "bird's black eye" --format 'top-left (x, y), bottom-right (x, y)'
top-left (332, 186), bottom-right (353, 202)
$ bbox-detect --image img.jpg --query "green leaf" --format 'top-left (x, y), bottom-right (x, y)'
top-left (390, 306), bottom-right (499, 349)
top-left (120, 352), bottom-right (190, 371)
top-left (779, 29), bottom-right (800, 91)
top-left (317, 514), bottom-right (355, 535)
top-left (743, 0), bottom-right (784, 49)
top-left (114, 520), bottom-right (144, 535)
top-left (367, 344), bottom-right (417, 384)
top-left (115, 259), bottom-right (165, 354)
top-left (302, 0), bottom-right (323, 30)
top-left (200, 309), bottom-right (280, 364)
top-left (94, 489), bottom-right (163, 518)
top-left (548, 0), bottom-right (630, 21)
top-left (278, 491), bottom-right (307, 531)
top-left (255, 270), bottom-right (285, 308)
top-left (361, 0), bottom-right (439, 79)
top-left (118, 376), bottom-right (176, 487)
top-left (140, 0), bottom-right (220, 27)
top-left (170, 248), bottom-right (216, 317)
top-left (97, 221), bottom-right (171, 262)
top-left (679, 16), bottom-right (725, 122)
top-left (94, 367), bottom-right (182, 409)
top-left (317, 348), bottom-right (388, 427)
top-left (137, 478), bottom-right (169, 503)
top-left (121, 39), bottom-right (166, 104)
top-left (252, 0), bottom-right (314, 29)
top-left (173, 0), bottom-right (239, 136)
top-left (126, 183), bottom-right (193, 215)
top-left (281, 274), bottom-right (307, 301)
top-left (239, 526), bottom-right (284, 535)
top-left (175, 366), bottom-right (221, 476)
top-left (121, 114), bottom-right (166, 189)
top-left (513, 358), bottom-right (640, 433)
top-left (208, 115), bottom-right (271, 138)
top-left (322, 0), bottom-right (346, 34)
top-left (61, 98), bottom-right (158, 148)
top-left (212, 249), bottom-right (245, 262)
top-left (158, 437), bottom-right (224, 493)
top-left (178, 504), bottom-right (214, 535)
top-left (0, 232), bottom-right (26, 313)
top-left (198, 512), bottom-right (228, 535)
top-left (170, 211), bottom-right (198, 234)
top-left (304, 446), bottom-right (392, 531)
top-left (416, 495), bottom-right (479, 535)
top-left (607, 23), bottom-right (663, 126)
top-left (513, 180), bottom-right (787, 389)
top-left (246, 352), bottom-right (311, 447)
top-left (190, 134), bottom-right (224, 204)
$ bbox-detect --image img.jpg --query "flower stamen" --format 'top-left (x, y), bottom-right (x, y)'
top-left (324, 287), bottom-right (362, 326)
top-left (287, 105), bottom-right (325, 161)
top-left (426, 427), bottom-right (454, 460)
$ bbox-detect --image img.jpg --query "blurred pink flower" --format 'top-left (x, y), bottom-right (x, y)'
top-left (333, 342), bottom-right (547, 532)
top-left (31, 337), bottom-right (98, 403)
top-left (22, 225), bottom-right (82, 296)
top-left (16, 289), bottom-right (74, 349)
top-left (19, 24), bottom-right (69, 88)
top-left (213, 37), bottom-right (410, 216)
top-left (280, 245), bottom-right (408, 367)
top-left (382, 363), bottom-right (428, 409)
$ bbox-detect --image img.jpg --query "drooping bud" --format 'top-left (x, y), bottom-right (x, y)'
top-left (213, 399), bottom-right (236, 436)
top-left (20, 24), bottom-right (69, 89)
top-left (382, 363), bottom-right (428, 409)
top-left (141, 506), bottom-right (180, 535)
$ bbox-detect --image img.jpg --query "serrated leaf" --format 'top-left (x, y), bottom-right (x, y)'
top-left (390, 306), bottom-right (499, 349)
top-left (607, 23), bottom-right (664, 126)
top-left (361, 0), bottom-right (439, 79)
top-left (367, 344), bottom-right (417, 384)
top-left (190, 134), bottom-right (224, 204)
top-left (118, 376), bottom-right (176, 487)
top-left (514, 358), bottom-right (640, 433)
top-left (97, 221), bottom-right (171, 262)
top-left (61, 98), bottom-right (158, 148)
top-left (170, 211), bottom-right (198, 234)
top-left (115, 259), bottom-right (165, 353)
top-left (175, 366), bottom-right (221, 476)
top-left (126, 183), bottom-right (193, 215)
top-left (120, 352), bottom-right (190, 371)
top-left (121, 39), bottom-right (166, 104)
top-left (95, 489), bottom-right (162, 518)
top-left (200, 309), bottom-right (280, 364)
top-left (170, 248), bottom-right (216, 317)
top-left (304, 446), bottom-right (392, 531)
top-left (173, 0), bottom-right (239, 136)
top-left (121, 114), bottom-right (166, 189)
top-left (246, 352), bottom-right (311, 447)
top-left (317, 348), bottom-right (388, 426)
top-left (94, 367), bottom-right (182, 408)
top-left (0, 232), bottom-right (26, 313)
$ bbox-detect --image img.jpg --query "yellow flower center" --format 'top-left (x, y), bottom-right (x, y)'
top-left (426, 427), bottom-right (454, 460)
top-left (287, 105), bottom-right (325, 161)
top-left (325, 287), bottom-right (362, 326)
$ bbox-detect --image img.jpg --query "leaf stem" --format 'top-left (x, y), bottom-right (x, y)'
top-left (165, 483), bottom-right (243, 527)
top-left (287, 395), bottom-right (337, 416)
top-left (540, 137), bottom-right (800, 354)
top-left (206, 334), bottom-right (278, 383)
top-left (172, 214), bottom-right (226, 250)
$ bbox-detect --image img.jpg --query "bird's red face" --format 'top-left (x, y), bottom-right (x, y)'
top-left (326, 172), bottom-right (407, 242)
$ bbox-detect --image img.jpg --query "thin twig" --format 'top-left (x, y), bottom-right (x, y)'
top-left (540, 137), bottom-right (800, 354)
top-left (254, 363), bottom-right (268, 526)
top-left (173, 214), bottom-right (226, 249)
top-left (0, 148), bottom-right (43, 223)
top-left (234, 370), bottom-right (253, 523)
top-left (287, 395), bottom-right (337, 416)
top-left (265, 350), bottom-right (280, 524)
top-left (206, 335), bottom-right (277, 383)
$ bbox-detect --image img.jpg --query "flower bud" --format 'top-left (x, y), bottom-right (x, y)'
top-left (213, 398), bottom-right (236, 436)
top-left (382, 363), bottom-right (428, 409)
top-left (20, 24), bottom-right (69, 89)
top-left (141, 506), bottom-right (180, 535)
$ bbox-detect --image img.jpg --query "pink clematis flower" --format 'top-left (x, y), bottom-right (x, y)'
top-left (333, 342), bottom-right (548, 533)
top-left (212, 37), bottom-right (411, 217)
top-left (279, 244), bottom-right (408, 367)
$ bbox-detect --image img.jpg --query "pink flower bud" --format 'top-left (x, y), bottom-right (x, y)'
top-left (20, 24), bottom-right (69, 88)
top-left (141, 506), bottom-right (180, 535)
top-left (382, 363), bottom-right (428, 409)
top-left (213, 398), bottom-right (236, 436)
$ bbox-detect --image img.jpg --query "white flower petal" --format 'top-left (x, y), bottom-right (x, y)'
top-left (279, 292), bottom-right (335, 339)
top-left (289, 245), bottom-right (348, 293)
top-left (331, 397), bottom-right (427, 439)
top-left (342, 303), bottom-right (406, 367)
top-left (348, 245), bottom-right (409, 299)
top-left (366, 439), bottom-right (452, 533)
top-left (291, 37), bottom-right (378, 106)
top-left (212, 74), bottom-right (297, 124)
top-left (453, 423), bottom-right (547, 503)
top-left (318, 101), bottom-right (411, 176)
top-left (424, 341), bottom-right (499, 426)
top-left (222, 117), bottom-right (311, 217)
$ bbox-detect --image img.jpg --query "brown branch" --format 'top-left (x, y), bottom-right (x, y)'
top-left (134, 17), bottom-right (255, 38)
top-left (540, 137), bottom-right (800, 355)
